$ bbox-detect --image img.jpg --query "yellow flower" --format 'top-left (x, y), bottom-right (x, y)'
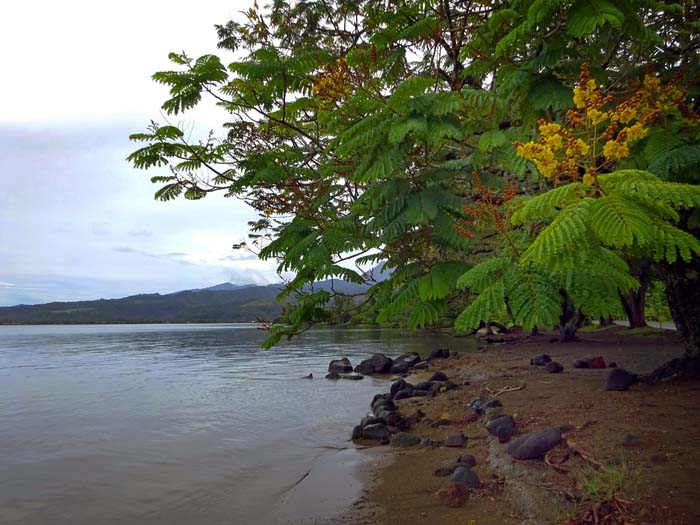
top-left (587, 108), bottom-right (608, 125)
top-left (625, 122), bottom-right (648, 142)
top-left (545, 134), bottom-right (564, 151)
top-left (539, 122), bottom-right (562, 137)
top-left (614, 105), bottom-right (637, 124)
top-left (566, 138), bottom-right (590, 157)
top-left (603, 140), bottom-right (630, 160)
top-left (583, 173), bottom-right (595, 186)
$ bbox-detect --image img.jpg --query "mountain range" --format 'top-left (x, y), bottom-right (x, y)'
top-left (0, 280), bottom-right (368, 325)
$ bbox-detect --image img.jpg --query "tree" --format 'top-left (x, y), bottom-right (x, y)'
top-left (129, 1), bottom-right (700, 362)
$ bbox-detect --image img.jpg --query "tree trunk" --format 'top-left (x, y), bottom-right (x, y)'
top-left (619, 262), bottom-right (650, 328)
top-left (664, 256), bottom-right (700, 358)
top-left (559, 291), bottom-right (584, 342)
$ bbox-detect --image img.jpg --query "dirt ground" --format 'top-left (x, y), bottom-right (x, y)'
top-left (354, 326), bottom-right (700, 525)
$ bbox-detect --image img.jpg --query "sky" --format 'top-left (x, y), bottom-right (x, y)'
top-left (0, 0), bottom-right (284, 306)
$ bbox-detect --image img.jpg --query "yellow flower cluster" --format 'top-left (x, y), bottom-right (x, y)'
top-left (516, 63), bottom-right (686, 187)
top-left (312, 58), bottom-right (351, 105)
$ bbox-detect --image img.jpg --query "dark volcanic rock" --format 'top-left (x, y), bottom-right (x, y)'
top-left (573, 359), bottom-right (590, 369)
top-left (445, 431), bottom-right (467, 448)
top-left (507, 426), bottom-right (570, 460)
top-left (443, 380), bottom-right (458, 391)
top-left (413, 360), bottom-right (428, 370)
top-left (390, 432), bottom-right (421, 448)
top-left (325, 372), bottom-right (340, 379)
top-left (389, 361), bottom-right (412, 374)
top-left (430, 371), bottom-right (448, 382)
top-left (390, 379), bottom-right (407, 397)
top-left (457, 454), bottom-right (477, 468)
top-left (366, 353), bottom-right (394, 373)
top-left (530, 354), bottom-right (552, 366)
top-left (394, 352), bottom-right (421, 367)
top-left (394, 388), bottom-right (415, 401)
top-left (303, 373), bottom-right (313, 379)
top-left (606, 368), bottom-right (638, 391)
top-left (450, 466), bottom-right (481, 489)
top-left (413, 389), bottom-right (428, 397)
top-left (468, 396), bottom-right (485, 415)
top-left (486, 414), bottom-right (517, 443)
top-left (328, 357), bottom-right (353, 374)
top-left (362, 423), bottom-right (390, 442)
top-left (545, 362), bottom-right (564, 373)
top-left (420, 437), bottom-right (433, 448)
top-left (428, 348), bottom-right (450, 361)
top-left (340, 372), bottom-right (364, 380)
top-left (361, 415), bottom-right (386, 427)
top-left (415, 381), bottom-right (434, 391)
top-left (351, 425), bottom-right (362, 440)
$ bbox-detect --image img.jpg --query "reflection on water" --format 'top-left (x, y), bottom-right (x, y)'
top-left (0, 324), bottom-right (464, 524)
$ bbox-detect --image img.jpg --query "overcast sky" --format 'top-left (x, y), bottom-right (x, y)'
top-left (0, 0), bottom-right (284, 306)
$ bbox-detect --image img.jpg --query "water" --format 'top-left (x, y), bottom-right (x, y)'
top-left (0, 324), bottom-right (457, 524)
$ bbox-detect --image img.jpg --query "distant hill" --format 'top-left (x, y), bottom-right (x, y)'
top-left (0, 279), bottom-right (369, 325)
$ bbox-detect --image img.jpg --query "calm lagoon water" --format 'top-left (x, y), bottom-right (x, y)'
top-left (0, 324), bottom-right (459, 524)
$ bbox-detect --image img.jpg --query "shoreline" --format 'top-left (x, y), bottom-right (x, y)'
top-left (348, 326), bottom-right (700, 524)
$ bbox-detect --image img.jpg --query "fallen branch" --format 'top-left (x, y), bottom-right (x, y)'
top-left (485, 383), bottom-right (526, 397)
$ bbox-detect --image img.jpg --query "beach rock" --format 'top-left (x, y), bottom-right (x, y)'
top-left (351, 425), bottom-right (362, 440)
top-left (486, 414), bottom-right (517, 443)
top-left (430, 418), bottom-right (452, 428)
top-left (362, 423), bottom-right (390, 442)
top-left (389, 361), bottom-right (412, 374)
top-left (390, 432), bottom-right (421, 448)
top-left (394, 352), bottom-right (421, 367)
top-left (394, 388), bottom-right (415, 401)
top-left (414, 381), bottom-right (434, 391)
top-left (507, 426), bottom-right (570, 460)
top-left (545, 362), bottom-right (564, 373)
top-left (371, 393), bottom-right (390, 407)
top-left (428, 348), bottom-right (450, 361)
top-left (412, 389), bottom-right (428, 397)
top-left (354, 360), bottom-right (375, 375)
top-left (390, 379), bottom-right (407, 397)
top-left (325, 372), bottom-right (340, 379)
top-left (379, 411), bottom-right (404, 428)
top-left (587, 356), bottom-right (607, 369)
top-left (443, 380), bottom-right (458, 391)
top-left (430, 371), bottom-right (449, 382)
top-left (445, 431), bottom-right (467, 448)
top-left (371, 396), bottom-right (396, 414)
top-left (328, 358), bottom-right (353, 374)
top-left (469, 396), bottom-right (486, 415)
top-left (450, 466), bottom-right (481, 489)
top-left (361, 415), bottom-right (386, 427)
top-left (457, 454), bottom-right (477, 468)
top-left (302, 373), bottom-right (313, 379)
top-left (428, 382), bottom-right (445, 394)
top-left (370, 353), bottom-right (394, 373)
top-left (435, 483), bottom-right (468, 508)
top-left (573, 359), bottom-right (590, 368)
top-left (413, 360), bottom-right (429, 370)
top-left (340, 372), bottom-right (364, 380)
top-left (606, 368), bottom-right (638, 391)
top-left (420, 437), bottom-right (433, 448)
top-left (530, 354), bottom-right (552, 366)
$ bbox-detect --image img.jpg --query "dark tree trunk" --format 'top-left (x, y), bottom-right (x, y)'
top-left (559, 291), bottom-right (584, 342)
top-left (641, 217), bottom-right (700, 383)
top-left (620, 262), bottom-right (650, 328)
top-left (664, 256), bottom-right (700, 358)
top-left (598, 315), bottom-right (614, 327)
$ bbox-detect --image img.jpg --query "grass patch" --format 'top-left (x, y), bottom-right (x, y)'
top-left (581, 456), bottom-right (634, 505)
top-left (619, 326), bottom-right (669, 337)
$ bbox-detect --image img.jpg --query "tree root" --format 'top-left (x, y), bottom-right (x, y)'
top-left (639, 354), bottom-right (700, 384)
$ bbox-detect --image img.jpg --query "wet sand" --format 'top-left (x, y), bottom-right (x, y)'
top-left (352, 327), bottom-right (700, 525)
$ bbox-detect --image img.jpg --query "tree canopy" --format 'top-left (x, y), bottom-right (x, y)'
top-left (129, 0), bottom-right (700, 355)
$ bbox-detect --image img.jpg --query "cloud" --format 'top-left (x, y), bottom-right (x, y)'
top-left (0, 282), bottom-right (14, 288)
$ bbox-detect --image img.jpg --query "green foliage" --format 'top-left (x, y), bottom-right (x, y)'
top-left (128, 0), bottom-right (700, 347)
